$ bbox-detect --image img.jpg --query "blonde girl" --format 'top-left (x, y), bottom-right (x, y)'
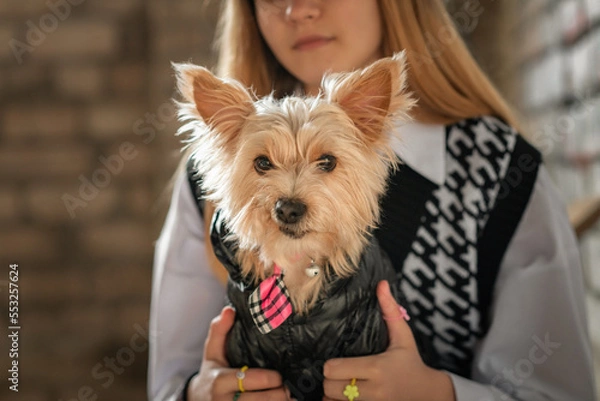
top-left (149, 1), bottom-right (596, 400)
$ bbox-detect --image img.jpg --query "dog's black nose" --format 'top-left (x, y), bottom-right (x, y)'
top-left (275, 198), bottom-right (307, 224)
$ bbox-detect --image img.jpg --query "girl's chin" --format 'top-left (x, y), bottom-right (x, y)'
top-left (300, 72), bottom-right (335, 94)
top-left (303, 83), bottom-right (322, 96)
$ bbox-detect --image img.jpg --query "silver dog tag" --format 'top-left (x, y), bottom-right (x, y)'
top-left (305, 264), bottom-right (320, 277)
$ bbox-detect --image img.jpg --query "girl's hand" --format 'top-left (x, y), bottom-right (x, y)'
top-left (187, 306), bottom-right (292, 401)
top-left (322, 281), bottom-right (456, 401)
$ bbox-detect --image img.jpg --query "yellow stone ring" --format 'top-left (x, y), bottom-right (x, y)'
top-left (236, 365), bottom-right (249, 393)
top-left (343, 378), bottom-right (359, 401)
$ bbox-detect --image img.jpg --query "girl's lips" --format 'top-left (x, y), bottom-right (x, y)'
top-left (293, 36), bottom-right (333, 51)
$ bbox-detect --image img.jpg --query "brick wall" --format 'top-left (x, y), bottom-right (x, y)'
top-left (0, 1), bottom-right (218, 399)
top-left (512, 0), bottom-right (600, 293)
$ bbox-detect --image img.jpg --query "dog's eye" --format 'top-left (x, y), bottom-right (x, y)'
top-left (317, 154), bottom-right (337, 172)
top-left (254, 156), bottom-right (273, 174)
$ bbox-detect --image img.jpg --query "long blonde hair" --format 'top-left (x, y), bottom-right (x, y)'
top-left (213, 0), bottom-right (520, 128)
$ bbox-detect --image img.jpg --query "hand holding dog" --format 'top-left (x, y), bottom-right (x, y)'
top-left (322, 281), bottom-right (456, 401)
top-left (187, 306), bottom-right (291, 401)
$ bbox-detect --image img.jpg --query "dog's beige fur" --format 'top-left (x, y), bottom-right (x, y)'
top-left (176, 53), bottom-right (414, 313)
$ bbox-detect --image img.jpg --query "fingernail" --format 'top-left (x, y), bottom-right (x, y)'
top-left (399, 306), bottom-right (410, 321)
top-left (323, 359), bottom-right (340, 377)
top-left (383, 280), bottom-right (391, 294)
top-left (327, 359), bottom-right (341, 366)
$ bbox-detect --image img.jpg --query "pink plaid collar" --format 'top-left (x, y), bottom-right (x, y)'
top-left (248, 264), bottom-right (293, 334)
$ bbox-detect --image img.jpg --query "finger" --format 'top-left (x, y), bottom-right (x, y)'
top-left (323, 355), bottom-right (375, 380)
top-left (203, 306), bottom-right (236, 364)
top-left (377, 280), bottom-right (416, 350)
top-left (214, 367), bottom-right (283, 394)
top-left (323, 378), bottom-right (355, 400)
top-left (236, 387), bottom-right (290, 401)
top-left (323, 378), bottom-right (378, 401)
top-left (238, 368), bottom-right (283, 392)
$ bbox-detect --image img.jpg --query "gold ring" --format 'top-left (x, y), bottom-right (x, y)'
top-left (236, 365), bottom-right (249, 393)
top-left (343, 377), bottom-right (359, 401)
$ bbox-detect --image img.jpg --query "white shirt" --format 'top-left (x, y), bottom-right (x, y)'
top-left (148, 122), bottom-right (597, 401)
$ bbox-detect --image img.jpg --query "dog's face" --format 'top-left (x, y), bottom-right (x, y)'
top-left (176, 54), bottom-right (413, 282)
top-left (215, 97), bottom-right (393, 265)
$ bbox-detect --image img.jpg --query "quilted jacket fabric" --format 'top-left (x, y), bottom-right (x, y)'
top-left (209, 208), bottom-right (436, 400)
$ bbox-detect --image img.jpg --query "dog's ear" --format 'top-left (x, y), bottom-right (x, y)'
top-left (322, 52), bottom-right (414, 144)
top-left (174, 63), bottom-right (254, 144)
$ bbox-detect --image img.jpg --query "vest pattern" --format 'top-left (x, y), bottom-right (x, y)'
top-left (398, 116), bottom-right (517, 375)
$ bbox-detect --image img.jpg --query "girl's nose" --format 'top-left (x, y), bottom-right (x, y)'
top-left (284, 0), bottom-right (322, 22)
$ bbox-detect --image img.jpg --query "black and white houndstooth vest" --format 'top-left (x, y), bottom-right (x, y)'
top-left (374, 116), bottom-right (541, 378)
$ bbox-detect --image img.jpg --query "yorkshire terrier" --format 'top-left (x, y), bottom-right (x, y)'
top-left (176, 53), bottom-right (423, 400)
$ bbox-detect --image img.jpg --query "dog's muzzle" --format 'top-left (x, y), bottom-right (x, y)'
top-left (275, 198), bottom-right (306, 224)
top-left (274, 198), bottom-right (308, 238)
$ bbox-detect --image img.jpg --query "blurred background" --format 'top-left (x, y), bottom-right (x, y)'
top-left (0, 0), bottom-right (598, 399)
